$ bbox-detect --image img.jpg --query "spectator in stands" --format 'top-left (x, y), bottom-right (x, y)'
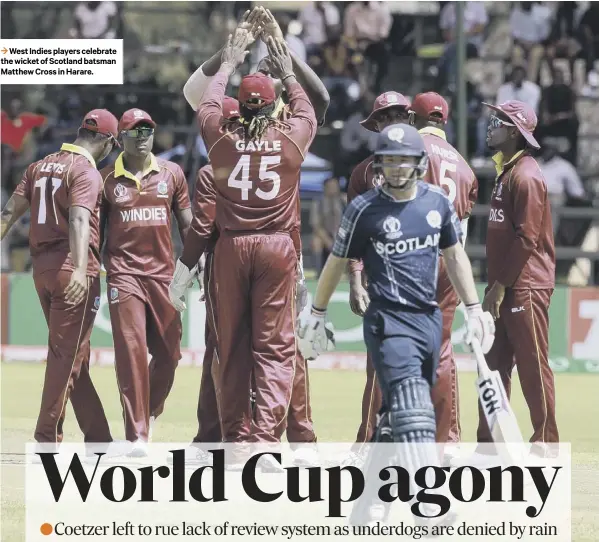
top-left (343, 1), bottom-right (392, 93)
top-left (1, 98), bottom-right (47, 193)
top-left (509, 2), bottom-right (552, 83)
top-left (538, 68), bottom-right (579, 165)
top-left (311, 25), bottom-right (363, 120)
top-left (437, 1), bottom-right (488, 90)
top-left (70, 1), bottom-right (118, 39)
top-left (253, 13), bottom-right (306, 68)
top-left (579, 3), bottom-right (599, 94)
top-left (299, 1), bottom-right (340, 58)
top-left (338, 92), bottom-right (378, 176)
top-left (539, 139), bottom-right (586, 211)
top-left (310, 177), bottom-right (345, 274)
top-left (545, 1), bottom-right (581, 82)
top-left (496, 62), bottom-right (542, 113)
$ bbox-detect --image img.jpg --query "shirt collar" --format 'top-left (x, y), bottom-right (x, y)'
top-left (492, 150), bottom-right (525, 177)
top-left (418, 126), bottom-right (447, 140)
top-left (60, 143), bottom-right (96, 169)
top-left (114, 152), bottom-right (160, 190)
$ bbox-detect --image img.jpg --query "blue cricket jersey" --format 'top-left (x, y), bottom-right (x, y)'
top-left (332, 182), bottom-right (463, 310)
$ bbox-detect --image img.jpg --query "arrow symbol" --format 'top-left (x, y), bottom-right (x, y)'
top-left (1, 47), bottom-right (7, 54)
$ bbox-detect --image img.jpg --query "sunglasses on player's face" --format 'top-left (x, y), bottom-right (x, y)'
top-left (122, 126), bottom-right (154, 139)
top-left (489, 115), bottom-right (516, 129)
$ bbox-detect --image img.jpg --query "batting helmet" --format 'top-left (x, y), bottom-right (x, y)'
top-left (374, 123), bottom-right (428, 189)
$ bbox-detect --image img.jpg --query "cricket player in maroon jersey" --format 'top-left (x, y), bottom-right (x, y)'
top-left (100, 108), bottom-right (192, 456)
top-left (185, 99), bottom-right (316, 463)
top-left (0, 110), bottom-right (117, 445)
top-left (478, 99), bottom-right (558, 450)
top-left (170, 33), bottom-right (316, 451)
top-left (410, 92), bottom-right (479, 451)
top-left (344, 91), bottom-right (411, 452)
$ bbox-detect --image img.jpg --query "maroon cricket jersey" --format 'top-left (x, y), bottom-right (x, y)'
top-left (420, 127), bottom-right (478, 305)
top-left (197, 72), bottom-right (317, 236)
top-left (419, 127), bottom-right (478, 221)
top-left (193, 164), bottom-right (302, 259)
top-left (192, 164), bottom-right (219, 254)
top-left (14, 143), bottom-right (102, 276)
top-left (487, 151), bottom-right (555, 289)
top-left (100, 153), bottom-right (191, 281)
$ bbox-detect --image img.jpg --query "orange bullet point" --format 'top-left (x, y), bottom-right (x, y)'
top-left (40, 523), bottom-right (53, 535)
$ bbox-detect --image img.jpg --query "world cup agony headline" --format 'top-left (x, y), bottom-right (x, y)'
top-left (36, 449), bottom-right (562, 520)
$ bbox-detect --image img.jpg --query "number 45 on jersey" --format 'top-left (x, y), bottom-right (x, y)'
top-left (228, 155), bottom-right (282, 201)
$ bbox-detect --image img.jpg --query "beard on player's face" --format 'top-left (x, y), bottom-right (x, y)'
top-left (98, 138), bottom-right (114, 163)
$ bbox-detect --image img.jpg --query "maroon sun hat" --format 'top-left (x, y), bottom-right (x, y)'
top-left (361, 91), bottom-right (411, 132)
top-left (483, 100), bottom-right (540, 149)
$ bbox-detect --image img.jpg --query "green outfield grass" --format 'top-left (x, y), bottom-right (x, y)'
top-left (1, 364), bottom-right (598, 541)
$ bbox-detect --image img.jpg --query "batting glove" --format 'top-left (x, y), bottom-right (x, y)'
top-left (169, 259), bottom-right (198, 312)
top-left (297, 306), bottom-right (335, 360)
top-left (464, 303), bottom-right (495, 354)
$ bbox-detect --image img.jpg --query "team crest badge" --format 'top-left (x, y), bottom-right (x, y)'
top-left (133, 109), bottom-right (145, 119)
top-left (114, 183), bottom-right (130, 203)
top-left (387, 127), bottom-right (404, 143)
top-left (110, 287), bottom-right (119, 303)
top-left (426, 210), bottom-right (442, 229)
top-left (157, 180), bottom-right (168, 198)
top-left (92, 296), bottom-right (101, 313)
top-left (383, 216), bottom-right (402, 240)
top-left (495, 182), bottom-right (503, 200)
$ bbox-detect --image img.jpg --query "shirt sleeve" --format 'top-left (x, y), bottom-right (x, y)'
top-left (180, 168), bottom-right (216, 268)
top-left (196, 71), bottom-right (227, 150)
top-left (13, 162), bottom-right (36, 201)
top-left (172, 164), bottom-right (191, 212)
top-left (439, 197), bottom-right (462, 250)
top-left (183, 63), bottom-right (213, 111)
top-left (191, 168), bottom-right (217, 242)
top-left (497, 167), bottom-right (548, 287)
top-left (285, 81), bottom-right (318, 155)
top-left (331, 198), bottom-right (369, 260)
top-left (69, 167), bottom-right (102, 213)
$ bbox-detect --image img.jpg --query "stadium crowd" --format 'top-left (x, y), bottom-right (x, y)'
top-left (2, 1), bottom-right (599, 283)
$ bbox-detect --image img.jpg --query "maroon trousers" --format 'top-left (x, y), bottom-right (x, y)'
top-left (354, 295), bottom-right (461, 447)
top-left (214, 232), bottom-right (297, 443)
top-left (108, 275), bottom-right (182, 442)
top-left (33, 270), bottom-right (112, 443)
top-left (193, 250), bottom-right (315, 444)
top-left (477, 288), bottom-right (558, 443)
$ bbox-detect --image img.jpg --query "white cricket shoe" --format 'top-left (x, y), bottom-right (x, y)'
top-left (292, 445), bottom-right (319, 467)
top-left (127, 440), bottom-right (149, 458)
top-left (168, 445), bottom-right (213, 466)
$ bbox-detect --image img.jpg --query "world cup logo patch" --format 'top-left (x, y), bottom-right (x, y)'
top-left (383, 216), bottom-right (402, 240)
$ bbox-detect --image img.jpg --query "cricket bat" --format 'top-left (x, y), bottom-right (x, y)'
top-left (471, 338), bottom-right (525, 461)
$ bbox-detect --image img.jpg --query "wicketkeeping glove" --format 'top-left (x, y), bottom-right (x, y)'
top-left (297, 306), bottom-right (335, 360)
top-left (168, 259), bottom-right (198, 312)
top-left (463, 303), bottom-right (495, 354)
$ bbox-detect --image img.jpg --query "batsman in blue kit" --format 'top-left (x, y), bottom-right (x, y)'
top-left (298, 123), bottom-right (495, 524)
